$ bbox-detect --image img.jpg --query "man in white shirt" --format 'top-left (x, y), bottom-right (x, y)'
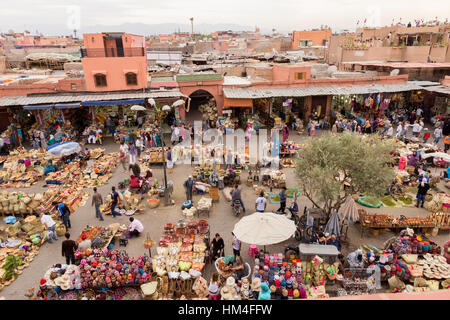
top-left (395, 122), bottom-right (403, 139)
top-left (128, 217), bottom-right (144, 237)
top-left (434, 125), bottom-right (443, 145)
top-left (120, 142), bottom-right (129, 154)
top-left (416, 107), bottom-right (423, 118)
top-left (255, 192), bottom-right (267, 212)
top-left (40, 212), bottom-right (58, 243)
top-left (412, 121), bottom-right (421, 137)
top-left (385, 124), bottom-right (394, 138)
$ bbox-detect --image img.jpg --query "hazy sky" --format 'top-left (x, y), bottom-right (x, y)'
top-left (1, 0), bottom-right (449, 33)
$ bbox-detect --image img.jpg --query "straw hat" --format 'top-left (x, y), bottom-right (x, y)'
top-left (251, 277), bottom-right (261, 291)
top-left (226, 276), bottom-right (235, 287)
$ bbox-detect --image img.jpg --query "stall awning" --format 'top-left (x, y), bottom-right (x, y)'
top-left (54, 104), bottom-right (81, 109)
top-left (23, 105), bottom-right (52, 110)
top-left (81, 99), bottom-right (146, 107)
top-left (223, 98), bottom-right (253, 108)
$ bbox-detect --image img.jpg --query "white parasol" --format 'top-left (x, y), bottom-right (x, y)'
top-left (232, 212), bottom-right (296, 246)
top-left (421, 152), bottom-right (450, 162)
top-left (130, 105), bottom-right (146, 111)
top-left (147, 98), bottom-right (156, 106)
top-left (162, 105), bottom-right (171, 112)
top-left (339, 195), bottom-right (359, 222)
top-left (172, 99), bottom-right (185, 107)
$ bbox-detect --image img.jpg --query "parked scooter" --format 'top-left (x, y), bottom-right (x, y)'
top-left (232, 199), bottom-right (242, 216)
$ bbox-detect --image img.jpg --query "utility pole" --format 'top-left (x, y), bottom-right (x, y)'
top-left (190, 17), bottom-right (194, 40)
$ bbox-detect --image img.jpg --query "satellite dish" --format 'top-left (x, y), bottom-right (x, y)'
top-left (390, 69), bottom-right (400, 76)
top-left (327, 66), bottom-right (338, 74)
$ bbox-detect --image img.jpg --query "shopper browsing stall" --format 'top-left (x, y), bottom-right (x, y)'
top-left (128, 217), bottom-right (144, 237)
top-left (53, 201), bottom-right (71, 230)
top-left (78, 234), bottom-right (92, 250)
top-left (416, 177), bottom-right (430, 208)
top-left (110, 186), bottom-right (121, 217)
top-left (40, 212), bottom-right (58, 243)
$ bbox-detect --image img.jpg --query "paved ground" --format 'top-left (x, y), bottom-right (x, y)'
top-left (0, 128), bottom-right (448, 299)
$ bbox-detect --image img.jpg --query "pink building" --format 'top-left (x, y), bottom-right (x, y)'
top-left (81, 32), bottom-right (148, 92)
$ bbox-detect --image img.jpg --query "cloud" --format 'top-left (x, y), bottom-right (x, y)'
top-left (0, 0), bottom-right (448, 34)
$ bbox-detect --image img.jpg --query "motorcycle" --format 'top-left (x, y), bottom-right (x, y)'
top-left (232, 199), bottom-right (242, 216)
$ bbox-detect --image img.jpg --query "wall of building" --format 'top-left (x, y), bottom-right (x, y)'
top-left (0, 56), bottom-right (6, 74)
top-left (178, 79), bottom-right (224, 117)
top-left (193, 41), bottom-right (214, 53)
top-left (0, 78), bottom-right (85, 97)
top-left (272, 65), bottom-right (311, 83)
top-left (291, 29), bottom-right (332, 49)
top-left (81, 56), bottom-right (148, 91)
top-left (429, 46), bottom-right (449, 62)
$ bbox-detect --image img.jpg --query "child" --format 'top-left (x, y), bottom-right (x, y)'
top-left (208, 273), bottom-right (221, 300)
top-left (423, 132), bottom-right (431, 143)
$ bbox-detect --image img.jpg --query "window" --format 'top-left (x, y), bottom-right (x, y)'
top-left (94, 74), bottom-right (107, 87)
top-left (71, 83), bottom-right (77, 90)
top-left (295, 72), bottom-right (305, 80)
top-left (300, 40), bottom-right (313, 47)
top-left (126, 72), bottom-right (138, 85)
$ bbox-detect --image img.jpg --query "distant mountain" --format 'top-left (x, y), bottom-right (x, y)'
top-left (5, 23), bottom-right (289, 37)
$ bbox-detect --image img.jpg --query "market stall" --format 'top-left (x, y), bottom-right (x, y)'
top-left (151, 220), bottom-right (209, 299)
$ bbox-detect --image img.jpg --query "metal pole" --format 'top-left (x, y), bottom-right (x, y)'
top-left (158, 112), bottom-right (170, 206)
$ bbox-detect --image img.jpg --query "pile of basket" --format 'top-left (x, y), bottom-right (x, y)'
top-left (0, 191), bottom-right (44, 216)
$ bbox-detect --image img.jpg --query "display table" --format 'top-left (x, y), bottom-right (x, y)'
top-left (298, 244), bottom-right (339, 263)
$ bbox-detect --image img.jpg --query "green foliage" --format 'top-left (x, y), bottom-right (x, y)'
top-left (295, 133), bottom-right (396, 216)
top-left (2, 255), bottom-right (22, 280)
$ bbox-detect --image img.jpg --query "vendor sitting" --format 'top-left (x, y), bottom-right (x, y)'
top-left (129, 174), bottom-right (141, 191)
top-left (347, 249), bottom-right (365, 269)
top-left (44, 160), bottom-right (56, 176)
top-left (230, 256), bottom-right (249, 281)
top-left (326, 233), bottom-right (342, 252)
top-left (128, 217), bottom-right (144, 237)
top-left (78, 233), bottom-right (92, 251)
top-left (88, 128), bottom-right (97, 144)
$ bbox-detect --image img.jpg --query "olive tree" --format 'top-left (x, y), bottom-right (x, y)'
top-left (295, 133), bottom-right (396, 217)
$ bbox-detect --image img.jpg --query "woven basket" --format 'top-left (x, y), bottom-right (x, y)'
top-left (147, 199), bottom-right (160, 209)
top-left (56, 224), bottom-right (67, 236)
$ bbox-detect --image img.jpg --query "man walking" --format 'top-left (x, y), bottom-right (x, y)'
top-left (110, 186), bottom-right (121, 217)
top-left (61, 232), bottom-right (77, 265)
top-left (231, 232), bottom-right (241, 260)
top-left (91, 187), bottom-right (104, 221)
top-left (433, 125), bottom-right (443, 145)
top-left (255, 191), bottom-right (267, 212)
top-left (53, 201), bottom-right (71, 230)
top-left (183, 176), bottom-right (194, 201)
top-left (231, 184), bottom-right (245, 213)
top-left (278, 187), bottom-right (287, 213)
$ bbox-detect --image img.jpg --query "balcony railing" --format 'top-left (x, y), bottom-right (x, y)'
top-left (81, 47), bottom-right (145, 58)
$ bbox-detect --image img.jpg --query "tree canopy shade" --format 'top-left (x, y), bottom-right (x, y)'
top-left (295, 133), bottom-right (396, 217)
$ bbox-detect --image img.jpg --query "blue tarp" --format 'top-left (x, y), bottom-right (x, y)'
top-left (23, 105), bottom-right (52, 110)
top-left (81, 99), bottom-right (145, 107)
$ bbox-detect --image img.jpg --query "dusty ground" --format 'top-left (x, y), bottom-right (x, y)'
top-left (0, 129), bottom-right (448, 300)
